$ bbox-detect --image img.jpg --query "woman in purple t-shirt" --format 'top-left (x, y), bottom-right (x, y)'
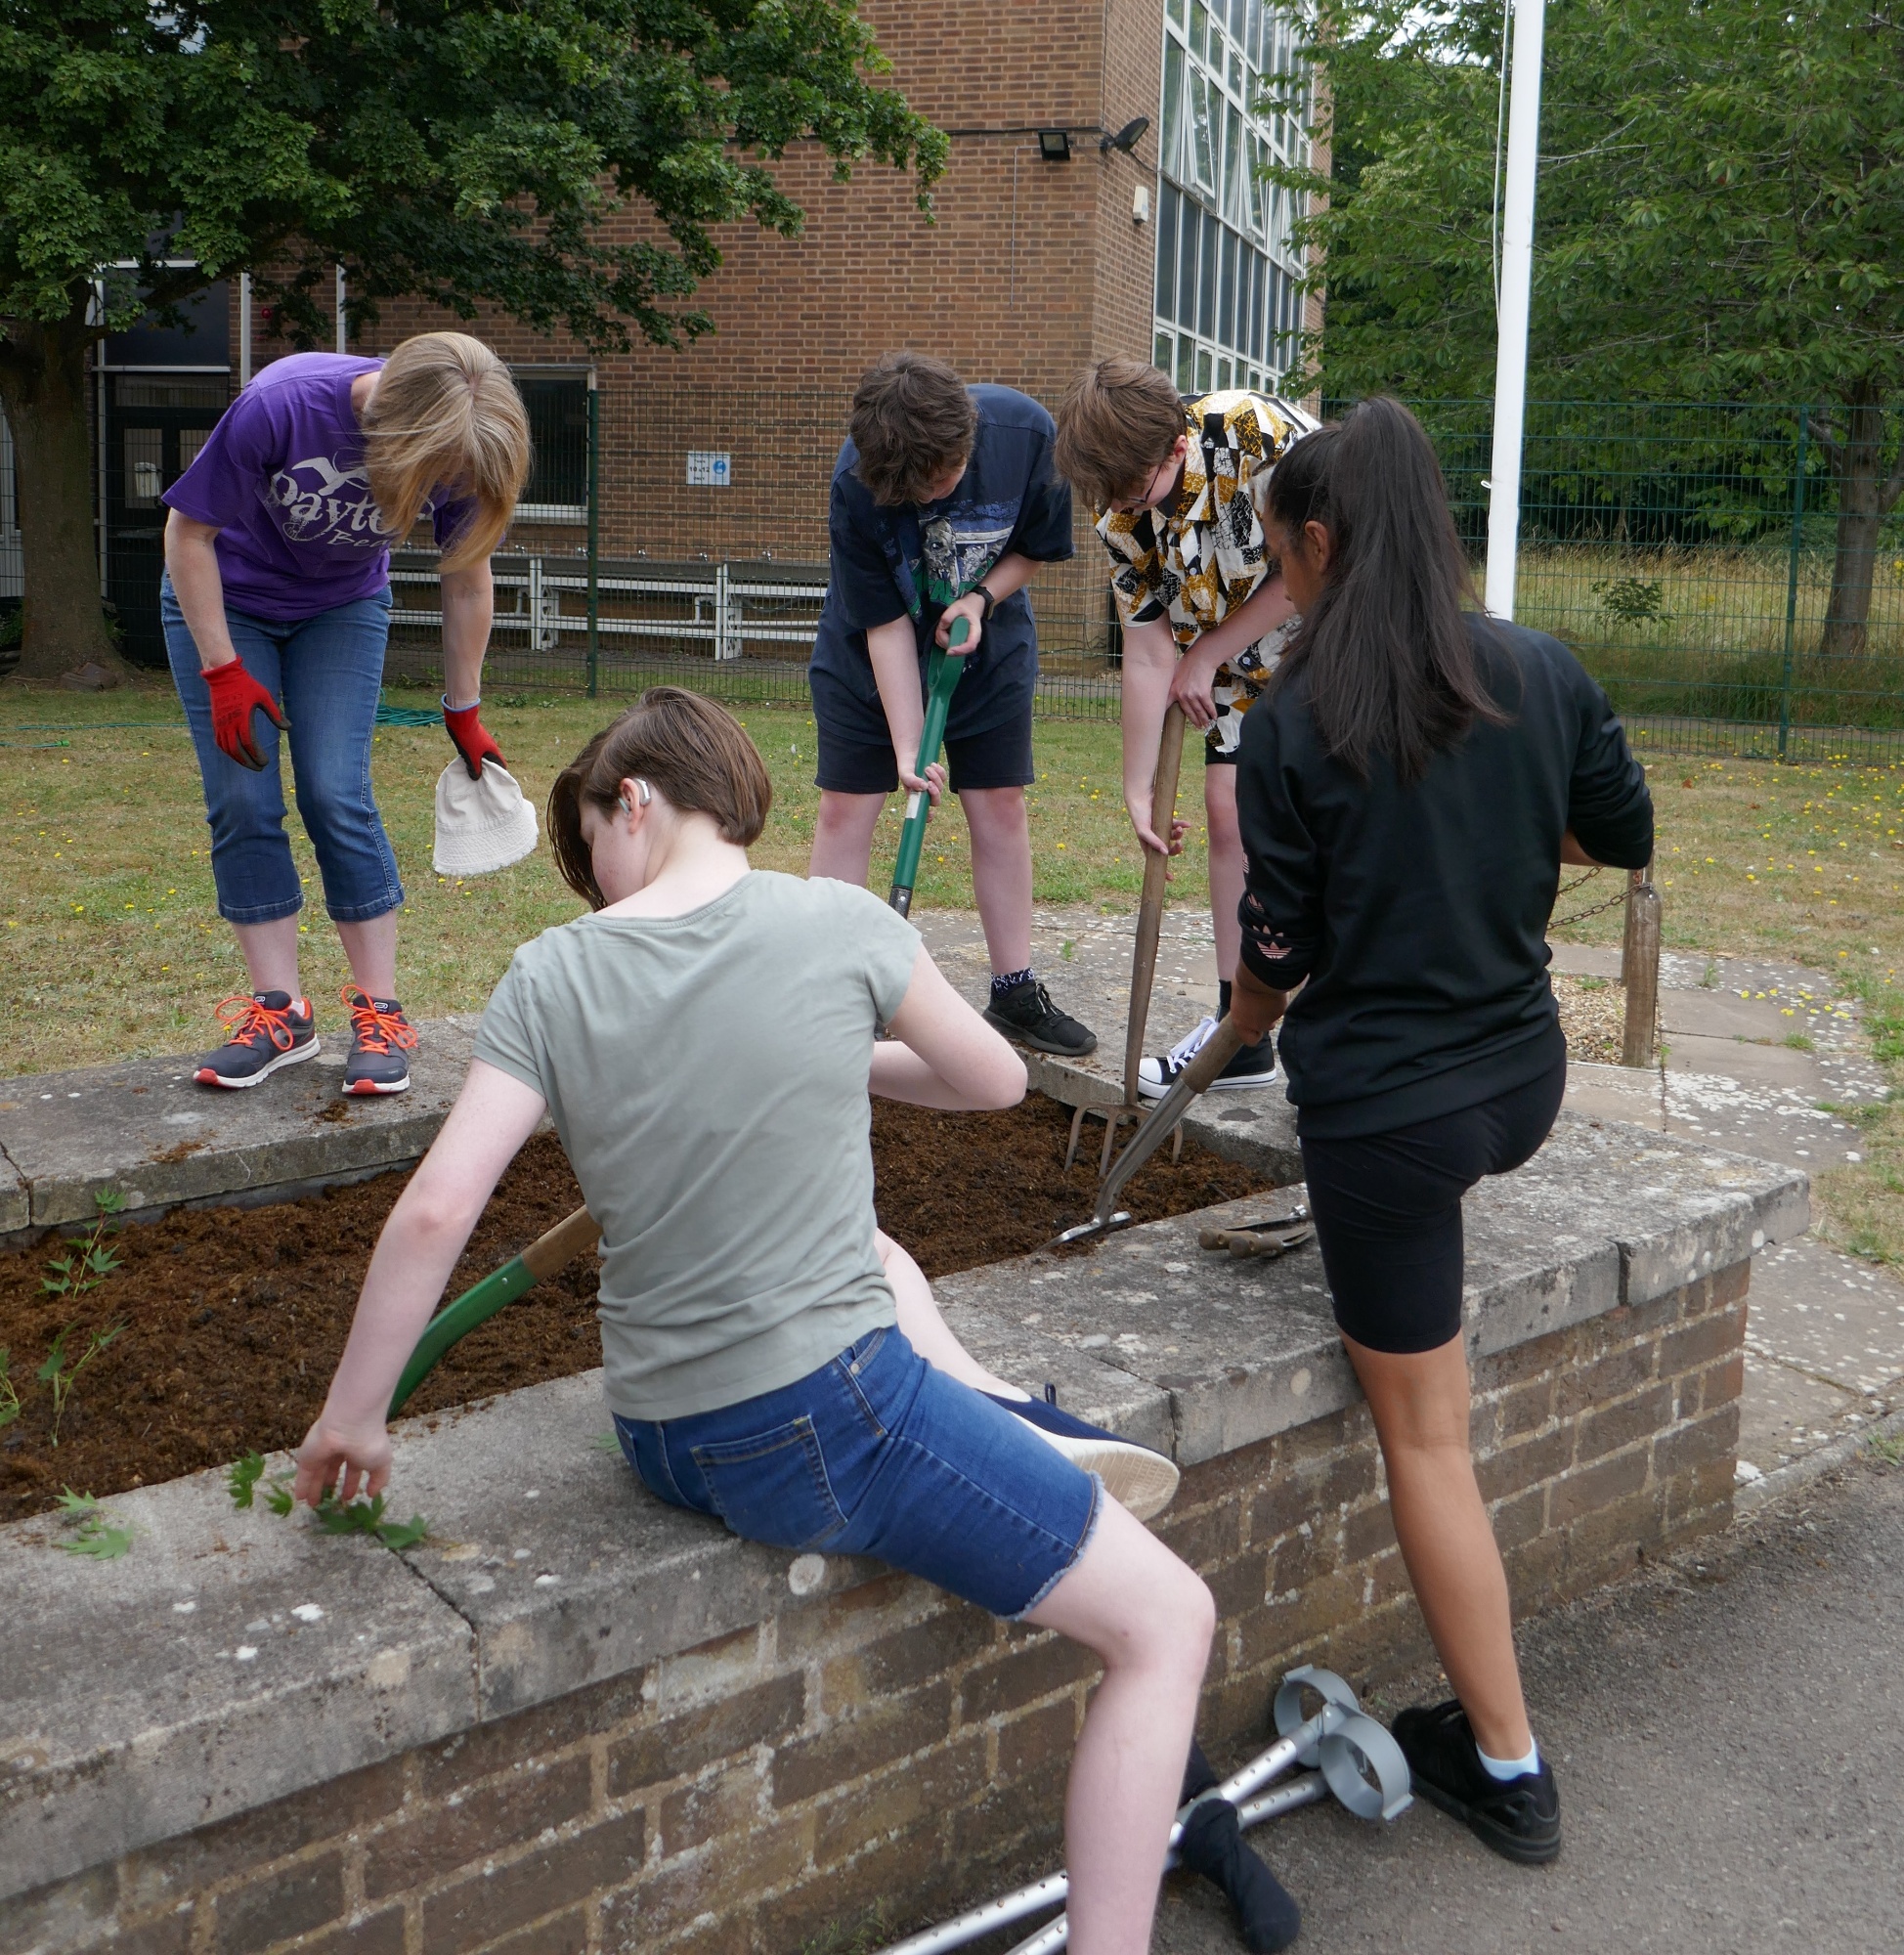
top-left (160, 331), bottom-right (530, 1096)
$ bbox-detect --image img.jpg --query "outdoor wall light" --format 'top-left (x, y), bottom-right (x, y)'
top-left (1037, 129), bottom-right (1072, 160)
top-left (1101, 115), bottom-right (1151, 155)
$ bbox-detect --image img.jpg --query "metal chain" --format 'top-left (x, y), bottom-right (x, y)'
top-left (1549, 866), bottom-right (1629, 933)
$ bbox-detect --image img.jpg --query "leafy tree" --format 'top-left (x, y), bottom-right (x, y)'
top-left (0, 0), bottom-right (945, 680)
top-left (1269, 0), bottom-right (1904, 654)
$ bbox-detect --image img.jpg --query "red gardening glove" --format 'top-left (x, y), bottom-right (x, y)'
top-left (443, 700), bottom-right (505, 779)
top-left (202, 656), bottom-right (288, 770)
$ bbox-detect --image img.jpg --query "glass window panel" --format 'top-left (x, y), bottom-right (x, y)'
top-left (1229, 0), bottom-right (1247, 38)
top-left (1161, 39), bottom-right (1185, 182)
top-left (1258, 252), bottom-right (1273, 361)
top-left (1176, 336), bottom-right (1195, 391)
top-left (1190, 0), bottom-right (1209, 59)
top-left (1217, 356), bottom-right (1233, 390)
top-left (1249, 0), bottom-right (1267, 69)
top-left (1178, 201), bottom-right (1200, 326)
top-left (177, 429), bottom-right (211, 474)
top-left (1155, 183), bottom-right (1180, 320)
top-left (1195, 346), bottom-right (1214, 392)
top-left (1167, 0), bottom-right (1186, 22)
top-left (1242, 244), bottom-right (1260, 361)
top-left (1248, 136), bottom-right (1267, 239)
top-left (1229, 42), bottom-right (1243, 94)
top-left (1223, 104), bottom-right (1244, 225)
top-left (1218, 226), bottom-right (1237, 346)
top-left (123, 428), bottom-right (163, 507)
top-left (1156, 329), bottom-right (1175, 372)
top-left (1198, 210), bottom-right (1219, 334)
top-left (1190, 72), bottom-right (1217, 193)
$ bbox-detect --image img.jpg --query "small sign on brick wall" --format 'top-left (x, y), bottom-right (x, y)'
top-left (685, 450), bottom-right (732, 488)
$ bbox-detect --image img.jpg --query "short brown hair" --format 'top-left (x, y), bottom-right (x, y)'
top-left (548, 688), bottom-right (772, 908)
top-left (849, 352), bottom-right (978, 505)
top-left (1054, 360), bottom-right (1189, 510)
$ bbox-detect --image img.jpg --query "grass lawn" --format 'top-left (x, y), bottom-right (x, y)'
top-left (5, 675), bottom-right (1901, 1259)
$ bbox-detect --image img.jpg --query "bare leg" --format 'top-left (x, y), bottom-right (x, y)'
top-left (1343, 1329), bottom-right (1534, 1759)
top-left (336, 911), bottom-right (399, 1001)
top-left (1204, 765), bottom-right (1243, 985)
top-left (231, 916), bottom-right (304, 997)
top-left (1026, 1498), bottom-right (1217, 1955)
top-left (958, 784), bottom-right (1033, 976)
top-left (808, 789), bottom-right (886, 887)
top-left (878, 1233), bottom-right (1027, 1400)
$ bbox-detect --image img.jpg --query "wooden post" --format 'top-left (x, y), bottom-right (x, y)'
top-left (1621, 864), bottom-right (1662, 1067)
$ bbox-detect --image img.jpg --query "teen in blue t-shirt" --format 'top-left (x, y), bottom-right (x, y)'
top-left (807, 353), bottom-right (1097, 1058)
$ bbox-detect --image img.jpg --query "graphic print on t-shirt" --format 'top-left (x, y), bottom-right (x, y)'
top-left (918, 509), bottom-right (1017, 609)
top-left (268, 455), bottom-right (449, 550)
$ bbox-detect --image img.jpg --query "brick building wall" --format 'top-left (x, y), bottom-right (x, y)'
top-left (5, 1258), bottom-right (1746, 1955)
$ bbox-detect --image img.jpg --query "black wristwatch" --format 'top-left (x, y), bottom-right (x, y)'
top-left (974, 583), bottom-right (998, 623)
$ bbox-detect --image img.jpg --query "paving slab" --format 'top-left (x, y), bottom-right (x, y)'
top-left (0, 1458), bottom-right (476, 1895)
top-left (1663, 1069), bottom-right (1868, 1171)
top-left (1563, 1062), bottom-right (1665, 1131)
top-left (1664, 1031), bottom-right (1822, 1091)
top-left (1152, 1462), bottom-right (1904, 1955)
top-left (1745, 1234), bottom-right (1904, 1400)
top-left (1736, 1352), bottom-right (1863, 1478)
top-left (0, 1017), bottom-right (482, 1236)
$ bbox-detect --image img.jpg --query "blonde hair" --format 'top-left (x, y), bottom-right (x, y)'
top-left (1054, 359), bottom-right (1189, 509)
top-left (362, 332), bottom-right (531, 569)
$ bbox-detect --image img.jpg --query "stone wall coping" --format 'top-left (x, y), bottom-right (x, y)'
top-left (0, 1115), bottom-right (1805, 1901)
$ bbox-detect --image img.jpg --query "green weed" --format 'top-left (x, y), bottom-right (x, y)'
top-left (1784, 1031), bottom-right (1816, 1051)
top-left (36, 1321), bottom-right (126, 1447)
top-left (1865, 1428), bottom-right (1904, 1468)
top-left (0, 1349), bottom-right (21, 1431)
top-left (41, 1189), bottom-right (126, 1299)
top-left (226, 1452), bottom-right (427, 1548)
top-left (227, 1451), bottom-right (295, 1516)
top-left (54, 1488), bottom-right (133, 1560)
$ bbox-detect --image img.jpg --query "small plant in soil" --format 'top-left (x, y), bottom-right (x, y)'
top-left (53, 1488), bottom-right (133, 1559)
top-left (0, 1348), bottom-right (21, 1430)
top-left (37, 1321), bottom-right (126, 1446)
top-left (41, 1189), bottom-right (126, 1299)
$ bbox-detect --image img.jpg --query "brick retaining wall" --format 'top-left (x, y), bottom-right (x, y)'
top-left (2, 1256), bottom-right (1749, 1955)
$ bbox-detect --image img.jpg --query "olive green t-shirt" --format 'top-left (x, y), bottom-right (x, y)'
top-left (473, 872), bottom-right (921, 1419)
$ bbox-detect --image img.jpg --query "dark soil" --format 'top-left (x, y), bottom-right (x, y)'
top-left (0, 1094), bottom-right (1271, 1521)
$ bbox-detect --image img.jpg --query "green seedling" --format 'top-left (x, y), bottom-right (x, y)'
top-left (41, 1190), bottom-right (126, 1299)
top-left (54, 1488), bottom-right (133, 1560)
top-left (1866, 1429), bottom-right (1904, 1468)
top-left (314, 1489), bottom-right (429, 1551)
top-left (36, 1321), bottom-right (126, 1447)
top-left (0, 1349), bottom-right (21, 1431)
top-left (227, 1451), bottom-right (295, 1516)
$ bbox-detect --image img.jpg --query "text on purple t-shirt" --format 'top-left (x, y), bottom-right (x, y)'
top-left (162, 353), bottom-right (476, 622)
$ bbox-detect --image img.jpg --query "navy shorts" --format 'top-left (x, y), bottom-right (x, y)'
top-left (1300, 1049), bottom-right (1568, 1355)
top-left (810, 667), bottom-right (1035, 795)
top-left (615, 1325), bottom-right (1101, 1619)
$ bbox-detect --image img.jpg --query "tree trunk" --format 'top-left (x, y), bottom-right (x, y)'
top-left (0, 309), bottom-right (129, 683)
top-left (1817, 384), bottom-right (1900, 662)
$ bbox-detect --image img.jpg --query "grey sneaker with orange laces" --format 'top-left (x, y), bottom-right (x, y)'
top-left (341, 987), bottom-right (417, 1096)
top-left (194, 991), bottom-right (321, 1089)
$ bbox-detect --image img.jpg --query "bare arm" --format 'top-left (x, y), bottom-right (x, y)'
top-left (870, 946), bottom-right (1027, 1109)
top-left (162, 510), bottom-right (238, 669)
top-left (293, 1060), bottom-right (546, 1505)
top-left (1560, 829), bottom-right (1612, 868)
top-left (866, 613), bottom-right (947, 801)
top-left (1229, 959), bottom-right (1291, 1044)
top-left (933, 548), bottom-right (1043, 652)
top-left (1121, 617), bottom-right (1187, 854)
top-left (440, 559), bottom-right (495, 709)
top-left (1168, 572), bottom-right (1295, 730)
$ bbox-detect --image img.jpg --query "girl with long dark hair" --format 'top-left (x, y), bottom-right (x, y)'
top-left (1228, 398), bottom-right (1654, 1862)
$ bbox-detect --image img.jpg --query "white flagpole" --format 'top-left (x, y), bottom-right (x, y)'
top-left (1483, 0), bottom-right (1546, 621)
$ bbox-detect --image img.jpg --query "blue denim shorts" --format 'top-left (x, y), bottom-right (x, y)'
top-left (615, 1326), bottom-right (1101, 1620)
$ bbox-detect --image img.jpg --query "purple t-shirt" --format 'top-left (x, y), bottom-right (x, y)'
top-left (162, 353), bottom-right (475, 621)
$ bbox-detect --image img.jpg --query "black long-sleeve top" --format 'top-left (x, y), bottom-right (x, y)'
top-left (1235, 618), bottom-right (1655, 1139)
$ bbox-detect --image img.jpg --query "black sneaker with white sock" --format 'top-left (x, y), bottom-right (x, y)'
top-left (1391, 1700), bottom-right (1561, 1863)
top-left (982, 973), bottom-right (1098, 1057)
top-left (1137, 1015), bottom-right (1278, 1099)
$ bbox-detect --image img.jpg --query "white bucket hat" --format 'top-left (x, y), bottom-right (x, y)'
top-left (433, 760), bottom-right (540, 876)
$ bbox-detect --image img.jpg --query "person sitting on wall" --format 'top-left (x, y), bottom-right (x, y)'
top-left (1225, 398), bottom-right (1655, 1864)
top-left (293, 688), bottom-right (1260, 1955)
top-left (161, 331), bottom-right (529, 1097)
top-left (1054, 359), bottom-right (1318, 1098)
top-left (807, 351), bottom-right (1098, 1059)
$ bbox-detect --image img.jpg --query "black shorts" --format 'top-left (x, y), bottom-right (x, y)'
top-left (1299, 1051), bottom-right (1568, 1355)
top-left (813, 709), bottom-right (1035, 795)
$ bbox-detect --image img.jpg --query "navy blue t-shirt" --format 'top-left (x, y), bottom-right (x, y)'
top-left (810, 385), bottom-right (1074, 740)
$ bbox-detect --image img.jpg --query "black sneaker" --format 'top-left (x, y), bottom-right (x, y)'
top-left (1137, 1015), bottom-right (1278, 1100)
top-left (195, 991), bottom-right (320, 1089)
top-left (983, 978), bottom-right (1098, 1057)
top-left (984, 1384), bottom-right (1181, 1521)
top-left (341, 987), bottom-right (417, 1096)
top-left (1391, 1700), bottom-right (1561, 1864)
